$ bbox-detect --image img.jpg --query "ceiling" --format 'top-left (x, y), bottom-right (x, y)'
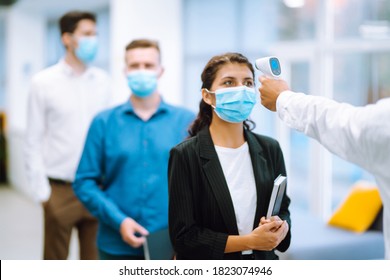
top-left (6, 0), bottom-right (109, 19)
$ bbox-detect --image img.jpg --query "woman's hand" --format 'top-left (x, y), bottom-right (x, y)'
top-left (260, 216), bottom-right (284, 232)
top-left (248, 217), bottom-right (289, 251)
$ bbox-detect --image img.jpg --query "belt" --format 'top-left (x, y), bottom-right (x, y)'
top-left (48, 178), bottom-right (73, 186)
top-left (241, 254), bottom-right (255, 260)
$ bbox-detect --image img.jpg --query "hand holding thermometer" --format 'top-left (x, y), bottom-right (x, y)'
top-left (255, 56), bottom-right (281, 78)
top-left (256, 56), bottom-right (289, 111)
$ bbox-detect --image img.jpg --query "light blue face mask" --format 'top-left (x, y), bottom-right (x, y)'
top-left (75, 36), bottom-right (98, 64)
top-left (127, 70), bottom-right (158, 98)
top-left (206, 86), bottom-right (257, 123)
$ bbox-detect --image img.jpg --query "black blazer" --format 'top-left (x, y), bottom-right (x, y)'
top-left (168, 127), bottom-right (291, 260)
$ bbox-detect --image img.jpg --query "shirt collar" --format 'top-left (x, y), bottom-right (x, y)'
top-left (58, 59), bottom-right (95, 79)
top-left (121, 96), bottom-right (171, 116)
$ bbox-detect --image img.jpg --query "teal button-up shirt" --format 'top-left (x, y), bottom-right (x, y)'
top-left (74, 99), bottom-right (194, 256)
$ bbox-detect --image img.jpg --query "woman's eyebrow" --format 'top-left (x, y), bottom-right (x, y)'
top-left (219, 76), bottom-right (236, 80)
top-left (219, 76), bottom-right (253, 80)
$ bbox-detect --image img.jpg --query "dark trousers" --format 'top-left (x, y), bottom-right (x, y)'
top-left (42, 180), bottom-right (98, 260)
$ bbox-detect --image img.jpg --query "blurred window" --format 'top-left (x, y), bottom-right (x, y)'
top-left (183, 0), bottom-right (390, 215)
top-left (0, 16), bottom-right (5, 110)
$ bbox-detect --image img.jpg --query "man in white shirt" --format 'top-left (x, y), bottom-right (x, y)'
top-left (258, 75), bottom-right (390, 260)
top-left (24, 11), bottom-right (111, 260)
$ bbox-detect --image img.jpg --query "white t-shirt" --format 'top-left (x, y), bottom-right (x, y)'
top-left (215, 142), bottom-right (257, 254)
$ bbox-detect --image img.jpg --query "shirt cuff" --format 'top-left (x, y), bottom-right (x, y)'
top-left (31, 176), bottom-right (51, 203)
top-left (276, 90), bottom-right (292, 118)
top-left (276, 90), bottom-right (306, 132)
top-left (112, 212), bottom-right (128, 231)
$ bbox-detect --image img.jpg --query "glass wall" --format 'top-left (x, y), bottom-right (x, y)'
top-left (287, 61), bottom-right (311, 210)
top-left (334, 0), bottom-right (390, 39)
top-left (0, 15), bottom-right (5, 111)
top-left (330, 0), bottom-right (390, 209)
top-left (183, 0), bottom-right (390, 216)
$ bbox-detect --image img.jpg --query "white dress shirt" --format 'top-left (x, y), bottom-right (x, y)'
top-left (24, 60), bottom-right (111, 202)
top-left (277, 91), bottom-right (390, 259)
top-left (215, 142), bottom-right (257, 255)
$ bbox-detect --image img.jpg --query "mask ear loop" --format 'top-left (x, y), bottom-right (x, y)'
top-left (204, 88), bottom-right (215, 94)
top-left (203, 88), bottom-right (216, 108)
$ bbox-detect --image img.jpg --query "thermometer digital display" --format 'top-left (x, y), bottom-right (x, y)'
top-left (255, 56), bottom-right (281, 78)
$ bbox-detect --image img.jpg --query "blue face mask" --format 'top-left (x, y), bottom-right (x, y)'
top-left (75, 36), bottom-right (98, 64)
top-left (127, 70), bottom-right (158, 98)
top-left (207, 86), bottom-right (257, 123)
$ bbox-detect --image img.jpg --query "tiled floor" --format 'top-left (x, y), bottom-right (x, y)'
top-left (0, 185), bottom-right (78, 260)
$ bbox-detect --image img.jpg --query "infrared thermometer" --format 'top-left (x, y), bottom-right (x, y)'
top-left (255, 56), bottom-right (281, 78)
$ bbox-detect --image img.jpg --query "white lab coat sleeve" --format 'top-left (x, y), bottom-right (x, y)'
top-left (24, 78), bottom-right (51, 203)
top-left (276, 91), bottom-right (375, 173)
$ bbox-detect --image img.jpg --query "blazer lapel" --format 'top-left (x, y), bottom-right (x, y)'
top-left (244, 130), bottom-right (272, 229)
top-left (198, 128), bottom-right (239, 235)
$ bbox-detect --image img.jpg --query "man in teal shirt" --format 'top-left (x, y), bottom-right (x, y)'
top-left (73, 39), bottom-right (194, 259)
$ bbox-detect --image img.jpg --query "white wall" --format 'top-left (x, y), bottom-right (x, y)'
top-left (109, 0), bottom-right (185, 106)
top-left (5, 5), bottom-right (46, 196)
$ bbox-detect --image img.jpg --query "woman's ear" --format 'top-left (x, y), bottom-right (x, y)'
top-left (202, 89), bottom-right (214, 106)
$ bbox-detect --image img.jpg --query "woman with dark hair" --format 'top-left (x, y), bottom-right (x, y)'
top-left (168, 52), bottom-right (291, 260)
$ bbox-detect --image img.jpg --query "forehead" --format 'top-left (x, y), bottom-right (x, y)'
top-left (125, 47), bottom-right (160, 64)
top-left (214, 63), bottom-right (253, 80)
top-left (73, 19), bottom-right (96, 34)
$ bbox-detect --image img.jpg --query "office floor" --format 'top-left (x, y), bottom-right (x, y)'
top-left (0, 185), bottom-right (78, 260)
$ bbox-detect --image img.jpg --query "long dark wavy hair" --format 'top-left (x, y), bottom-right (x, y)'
top-left (188, 52), bottom-right (256, 137)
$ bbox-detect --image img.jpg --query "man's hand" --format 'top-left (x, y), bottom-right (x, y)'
top-left (119, 217), bottom-right (149, 248)
top-left (258, 76), bottom-right (290, 111)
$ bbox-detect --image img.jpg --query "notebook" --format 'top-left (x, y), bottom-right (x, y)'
top-left (266, 175), bottom-right (287, 219)
top-left (143, 228), bottom-right (174, 260)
